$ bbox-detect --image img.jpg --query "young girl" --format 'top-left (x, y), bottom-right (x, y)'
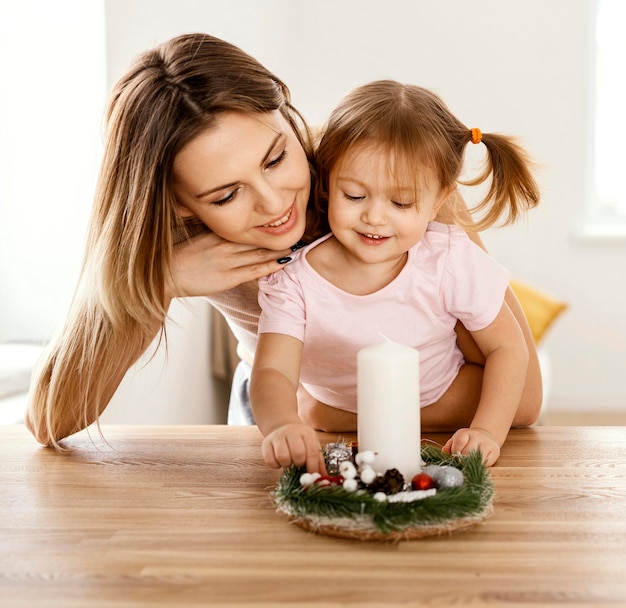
top-left (250, 80), bottom-right (540, 471)
top-left (25, 35), bottom-right (541, 449)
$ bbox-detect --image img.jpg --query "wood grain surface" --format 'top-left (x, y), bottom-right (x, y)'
top-left (2, 424), bottom-right (626, 607)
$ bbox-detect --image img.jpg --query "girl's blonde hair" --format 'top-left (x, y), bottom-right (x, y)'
top-left (314, 80), bottom-right (539, 234)
top-left (28, 33), bottom-right (314, 447)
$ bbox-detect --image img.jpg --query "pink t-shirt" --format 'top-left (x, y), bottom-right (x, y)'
top-left (258, 221), bottom-right (510, 412)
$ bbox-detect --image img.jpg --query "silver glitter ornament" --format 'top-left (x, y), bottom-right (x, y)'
top-left (421, 464), bottom-right (443, 479)
top-left (421, 464), bottom-right (464, 488)
top-left (324, 439), bottom-right (352, 476)
top-left (434, 465), bottom-right (464, 489)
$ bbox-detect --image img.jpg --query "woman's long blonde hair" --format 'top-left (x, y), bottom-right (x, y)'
top-left (314, 80), bottom-right (539, 234)
top-left (28, 33), bottom-right (314, 447)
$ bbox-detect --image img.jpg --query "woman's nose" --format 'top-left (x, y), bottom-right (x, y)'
top-left (255, 180), bottom-right (284, 214)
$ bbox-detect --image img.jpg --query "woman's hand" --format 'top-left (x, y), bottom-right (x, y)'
top-left (261, 422), bottom-right (327, 474)
top-left (442, 427), bottom-right (501, 467)
top-left (166, 231), bottom-right (294, 299)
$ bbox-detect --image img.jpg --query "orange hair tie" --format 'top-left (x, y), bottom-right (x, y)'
top-left (470, 128), bottom-right (482, 144)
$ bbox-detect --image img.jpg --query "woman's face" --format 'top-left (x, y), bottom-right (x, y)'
top-left (173, 110), bottom-right (310, 251)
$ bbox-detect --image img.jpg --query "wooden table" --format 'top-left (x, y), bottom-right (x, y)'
top-left (2, 424), bottom-right (626, 607)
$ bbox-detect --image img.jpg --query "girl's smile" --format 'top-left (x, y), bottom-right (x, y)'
top-left (357, 232), bottom-right (391, 245)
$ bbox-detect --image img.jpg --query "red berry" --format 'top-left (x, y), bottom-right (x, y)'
top-left (411, 473), bottom-right (434, 491)
top-left (315, 475), bottom-right (343, 486)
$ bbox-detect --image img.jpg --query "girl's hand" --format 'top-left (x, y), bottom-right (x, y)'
top-left (442, 427), bottom-right (501, 467)
top-left (167, 231), bottom-right (293, 299)
top-left (261, 423), bottom-right (327, 474)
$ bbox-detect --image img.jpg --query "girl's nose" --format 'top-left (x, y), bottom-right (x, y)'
top-left (361, 198), bottom-right (387, 226)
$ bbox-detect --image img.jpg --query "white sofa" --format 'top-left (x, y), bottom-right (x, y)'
top-left (0, 343), bottom-right (44, 424)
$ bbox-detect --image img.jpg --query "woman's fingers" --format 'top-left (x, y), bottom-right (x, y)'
top-left (170, 231), bottom-right (294, 297)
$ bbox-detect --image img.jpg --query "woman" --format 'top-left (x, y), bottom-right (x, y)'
top-left (25, 33), bottom-right (542, 448)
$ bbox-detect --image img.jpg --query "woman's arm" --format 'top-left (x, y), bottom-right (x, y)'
top-left (250, 333), bottom-right (326, 473)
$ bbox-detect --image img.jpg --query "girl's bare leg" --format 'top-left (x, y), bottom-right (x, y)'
top-left (297, 385), bottom-right (357, 432)
top-left (420, 363), bottom-right (483, 431)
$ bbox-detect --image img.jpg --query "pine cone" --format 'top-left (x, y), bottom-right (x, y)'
top-left (369, 468), bottom-right (405, 494)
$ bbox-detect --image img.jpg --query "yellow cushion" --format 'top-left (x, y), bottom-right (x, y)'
top-left (510, 279), bottom-right (567, 344)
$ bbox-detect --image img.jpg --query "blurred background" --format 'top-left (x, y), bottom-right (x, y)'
top-left (1, 0), bottom-right (624, 425)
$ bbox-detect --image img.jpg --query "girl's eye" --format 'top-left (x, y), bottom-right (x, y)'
top-left (266, 149), bottom-right (287, 169)
top-left (392, 200), bottom-right (415, 209)
top-left (343, 192), bottom-right (365, 201)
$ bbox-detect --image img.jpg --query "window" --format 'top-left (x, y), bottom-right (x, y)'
top-left (583, 0), bottom-right (626, 239)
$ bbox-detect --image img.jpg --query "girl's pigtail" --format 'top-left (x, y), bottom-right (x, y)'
top-left (461, 130), bottom-right (540, 231)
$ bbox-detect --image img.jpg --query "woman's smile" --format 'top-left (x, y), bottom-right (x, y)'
top-left (259, 202), bottom-right (298, 234)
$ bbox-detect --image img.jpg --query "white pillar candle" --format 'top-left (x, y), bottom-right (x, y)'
top-left (357, 338), bottom-right (421, 482)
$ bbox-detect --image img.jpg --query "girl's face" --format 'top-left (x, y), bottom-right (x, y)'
top-left (173, 110), bottom-right (310, 251)
top-left (327, 144), bottom-right (446, 265)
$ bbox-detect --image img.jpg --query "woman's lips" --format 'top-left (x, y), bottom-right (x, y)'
top-left (258, 203), bottom-right (298, 235)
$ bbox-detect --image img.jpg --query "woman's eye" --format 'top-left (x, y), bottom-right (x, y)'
top-left (266, 149), bottom-right (287, 169)
top-left (212, 189), bottom-right (238, 206)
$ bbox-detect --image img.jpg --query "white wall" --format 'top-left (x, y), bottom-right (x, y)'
top-left (104, 0), bottom-right (624, 413)
top-left (100, 297), bottom-right (228, 425)
top-left (2, 1), bottom-right (623, 419)
top-left (0, 1), bottom-right (106, 342)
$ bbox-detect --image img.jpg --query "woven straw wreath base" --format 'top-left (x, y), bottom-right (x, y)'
top-left (273, 446), bottom-right (494, 542)
top-left (278, 502), bottom-right (494, 542)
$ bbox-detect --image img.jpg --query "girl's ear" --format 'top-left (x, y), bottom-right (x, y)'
top-left (431, 186), bottom-right (455, 220)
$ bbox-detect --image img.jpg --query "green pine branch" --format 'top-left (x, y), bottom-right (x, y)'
top-left (274, 446), bottom-right (493, 534)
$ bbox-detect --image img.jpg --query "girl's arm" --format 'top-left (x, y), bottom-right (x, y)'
top-left (250, 333), bottom-right (326, 473)
top-left (442, 302), bottom-right (529, 465)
